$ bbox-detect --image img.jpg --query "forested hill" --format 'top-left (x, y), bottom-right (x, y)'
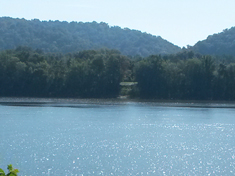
top-left (0, 17), bottom-right (181, 57)
top-left (192, 27), bottom-right (235, 56)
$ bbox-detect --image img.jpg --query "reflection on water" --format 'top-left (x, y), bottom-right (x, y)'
top-left (0, 98), bottom-right (235, 175)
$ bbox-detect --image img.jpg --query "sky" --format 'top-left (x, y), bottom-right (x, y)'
top-left (0, 0), bottom-right (235, 47)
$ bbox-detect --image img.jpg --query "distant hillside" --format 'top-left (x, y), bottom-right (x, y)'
top-left (192, 27), bottom-right (235, 56)
top-left (0, 17), bottom-right (181, 56)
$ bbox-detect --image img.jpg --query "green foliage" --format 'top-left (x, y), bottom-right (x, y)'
top-left (1, 47), bottom-right (235, 100)
top-left (0, 17), bottom-right (180, 57)
top-left (0, 168), bottom-right (5, 175)
top-left (134, 52), bottom-right (235, 100)
top-left (0, 47), bottom-right (132, 98)
top-left (0, 164), bottom-right (19, 176)
top-left (192, 27), bottom-right (235, 56)
top-left (135, 55), bottom-right (167, 98)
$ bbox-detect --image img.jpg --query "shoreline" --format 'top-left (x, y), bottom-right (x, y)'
top-left (1, 97), bottom-right (235, 108)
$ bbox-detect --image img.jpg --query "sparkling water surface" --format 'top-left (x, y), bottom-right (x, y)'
top-left (0, 99), bottom-right (235, 175)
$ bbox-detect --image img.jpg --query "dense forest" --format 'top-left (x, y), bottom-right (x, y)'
top-left (1, 47), bottom-right (235, 100)
top-left (135, 52), bottom-right (235, 100)
top-left (1, 17), bottom-right (235, 100)
top-left (0, 17), bottom-right (180, 57)
top-left (192, 27), bottom-right (235, 56)
top-left (0, 47), bottom-right (132, 98)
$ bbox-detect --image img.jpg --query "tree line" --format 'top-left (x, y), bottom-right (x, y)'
top-left (0, 47), bottom-right (132, 98)
top-left (0, 47), bottom-right (235, 100)
top-left (135, 52), bottom-right (235, 100)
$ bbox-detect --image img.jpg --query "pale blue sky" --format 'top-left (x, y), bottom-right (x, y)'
top-left (1, 0), bottom-right (235, 47)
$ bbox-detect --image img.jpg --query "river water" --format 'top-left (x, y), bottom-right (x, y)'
top-left (0, 98), bottom-right (235, 175)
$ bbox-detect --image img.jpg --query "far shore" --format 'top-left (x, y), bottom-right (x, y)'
top-left (1, 97), bottom-right (235, 108)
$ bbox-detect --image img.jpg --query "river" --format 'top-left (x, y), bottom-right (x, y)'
top-left (0, 98), bottom-right (235, 175)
